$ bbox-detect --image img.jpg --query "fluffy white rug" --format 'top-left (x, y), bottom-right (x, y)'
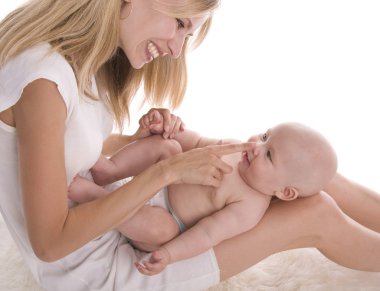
top-left (1, 215), bottom-right (379, 291)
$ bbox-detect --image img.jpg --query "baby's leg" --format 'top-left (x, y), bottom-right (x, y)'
top-left (68, 175), bottom-right (108, 203)
top-left (118, 205), bottom-right (180, 252)
top-left (90, 154), bottom-right (120, 186)
top-left (69, 176), bottom-right (179, 251)
top-left (92, 135), bottom-right (182, 186)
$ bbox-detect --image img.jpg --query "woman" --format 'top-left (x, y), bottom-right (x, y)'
top-left (0, 0), bottom-right (379, 290)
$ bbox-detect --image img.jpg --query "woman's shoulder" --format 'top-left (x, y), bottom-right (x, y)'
top-left (0, 42), bottom-right (78, 113)
top-left (3, 42), bottom-right (75, 84)
top-left (3, 43), bottom-right (70, 71)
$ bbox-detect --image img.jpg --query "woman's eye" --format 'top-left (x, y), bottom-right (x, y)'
top-left (176, 18), bottom-right (185, 29)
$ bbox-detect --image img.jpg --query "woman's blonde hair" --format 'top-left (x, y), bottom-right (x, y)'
top-left (0, 0), bottom-right (220, 130)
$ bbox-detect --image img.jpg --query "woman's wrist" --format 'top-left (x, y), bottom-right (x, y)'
top-left (155, 158), bottom-right (177, 186)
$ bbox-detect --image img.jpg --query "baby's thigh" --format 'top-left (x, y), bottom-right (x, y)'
top-left (118, 205), bottom-right (180, 245)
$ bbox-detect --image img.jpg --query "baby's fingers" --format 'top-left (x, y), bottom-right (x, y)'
top-left (135, 262), bottom-right (152, 275)
top-left (139, 114), bottom-right (150, 128)
top-left (148, 110), bottom-right (162, 124)
top-left (135, 261), bottom-right (162, 276)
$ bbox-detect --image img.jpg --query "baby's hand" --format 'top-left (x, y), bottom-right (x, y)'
top-left (135, 248), bottom-right (171, 276)
top-left (132, 110), bottom-right (162, 140)
top-left (139, 109), bottom-right (165, 135)
top-left (139, 108), bottom-right (185, 139)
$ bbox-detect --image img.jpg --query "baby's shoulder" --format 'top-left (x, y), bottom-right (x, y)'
top-left (222, 173), bottom-right (270, 207)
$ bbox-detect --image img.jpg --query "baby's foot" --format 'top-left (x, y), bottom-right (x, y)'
top-left (68, 175), bottom-right (107, 203)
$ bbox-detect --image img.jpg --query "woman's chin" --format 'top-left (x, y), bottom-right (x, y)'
top-left (131, 61), bottom-right (144, 70)
top-left (131, 55), bottom-right (155, 69)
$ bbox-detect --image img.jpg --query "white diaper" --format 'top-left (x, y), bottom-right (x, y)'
top-left (145, 187), bottom-right (169, 210)
top-left (146, 187), bottom-right (187, 233)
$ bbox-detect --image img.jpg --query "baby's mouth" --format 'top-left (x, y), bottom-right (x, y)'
top-left (242, 151), bottom-right (251, 165)
top-left (148, 41), bottom-right (159, 59)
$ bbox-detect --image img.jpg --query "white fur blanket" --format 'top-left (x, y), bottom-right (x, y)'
top-left (1, 216), bottom-right (379, 291)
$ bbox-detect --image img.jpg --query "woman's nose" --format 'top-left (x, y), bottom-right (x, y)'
top-left (168, 33), bottom-right (187, 59)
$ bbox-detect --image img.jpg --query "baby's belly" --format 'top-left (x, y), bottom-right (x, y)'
top-left (167, 184), bottom-right (223, 228)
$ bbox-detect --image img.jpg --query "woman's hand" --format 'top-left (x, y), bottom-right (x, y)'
top-left (160, 142), bottom-right (255, 188)
top-left (139, 108), bottom-right (185, 139)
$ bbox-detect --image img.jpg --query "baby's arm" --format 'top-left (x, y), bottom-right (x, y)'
top-left (136, 194), bottom-right (270, 275)
top-left (142, 110), bottom-right (239, 151)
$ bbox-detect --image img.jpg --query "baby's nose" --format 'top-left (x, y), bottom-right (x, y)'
top-left (253, 144), bottom-right (263, 156)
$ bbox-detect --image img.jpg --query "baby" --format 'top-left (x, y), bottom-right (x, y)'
top-left (69, 113), bottom-right (338, 276)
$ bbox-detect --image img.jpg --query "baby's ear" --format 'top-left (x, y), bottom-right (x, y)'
top-left (274, 187), bottom-right (299, 201)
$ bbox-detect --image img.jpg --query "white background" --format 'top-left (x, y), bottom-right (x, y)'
top-left (1, 1), bottom-right (380, 191)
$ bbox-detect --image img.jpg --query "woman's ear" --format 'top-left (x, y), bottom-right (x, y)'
top-left (274, 187), bottom-right (299, 201)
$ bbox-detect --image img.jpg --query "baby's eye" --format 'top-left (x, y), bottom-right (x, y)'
top-left (262, 133), bottom-right (268, 141)
top-left (176, 18), bottom-right (185, 29)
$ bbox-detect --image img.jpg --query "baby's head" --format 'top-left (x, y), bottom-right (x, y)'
top-left (238, 122), bottom-right (338, 200)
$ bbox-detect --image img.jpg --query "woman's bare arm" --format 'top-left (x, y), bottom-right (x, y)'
top-left (215, 192), bottom-right (380, 280)
top-left (13, 80), bottom-right (170, 261)
top-left (324, 173), bottom-right (380, 232)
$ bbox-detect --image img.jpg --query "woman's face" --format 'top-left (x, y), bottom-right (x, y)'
top-left (119, 0), bottom-right (209, 69)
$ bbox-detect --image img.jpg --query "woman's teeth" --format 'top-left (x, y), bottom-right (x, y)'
top-left (148, 42), bottom-right (159, 59)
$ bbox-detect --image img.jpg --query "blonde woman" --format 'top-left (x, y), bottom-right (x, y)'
top-left (0, 0), bottom-right (380, 290)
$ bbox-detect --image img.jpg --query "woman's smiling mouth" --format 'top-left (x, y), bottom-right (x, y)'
top-left (148, 41), bottom-right (159, 59)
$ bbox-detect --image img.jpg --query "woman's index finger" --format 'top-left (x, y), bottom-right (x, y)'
top-left (210, 142), bottom-right (255, 156)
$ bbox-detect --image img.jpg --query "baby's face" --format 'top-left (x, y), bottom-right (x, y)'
top-left (238, 123), bottom-right (317, 196)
